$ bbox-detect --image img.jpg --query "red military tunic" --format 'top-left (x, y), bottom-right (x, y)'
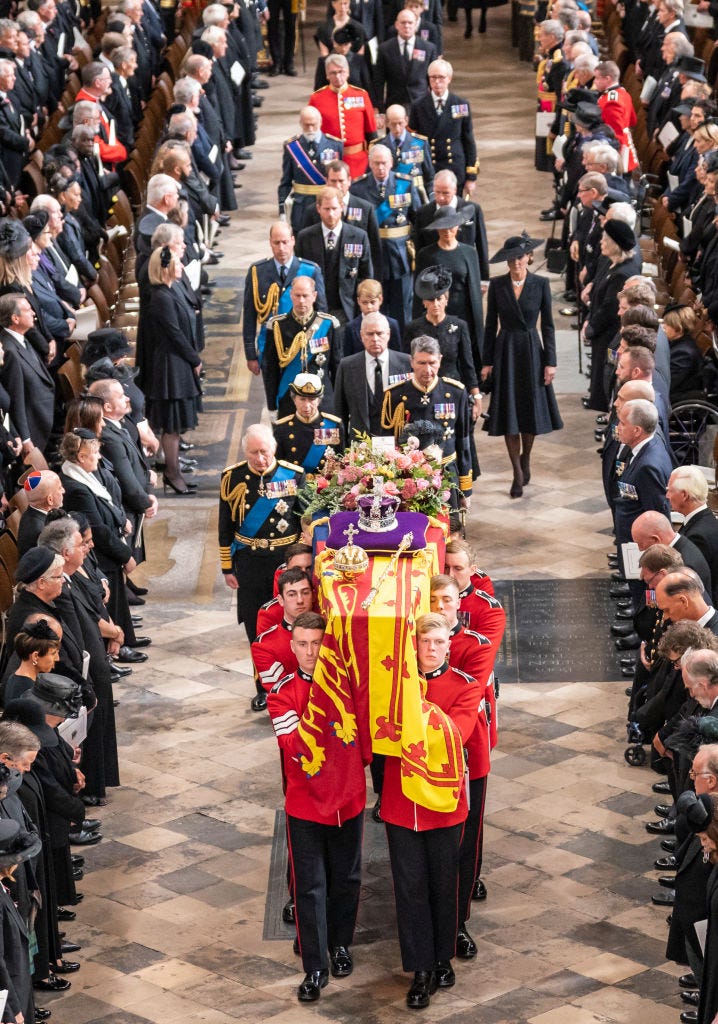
top-left (470, 567), bottom-right (494, 597)
top-left (449, 624), bottom-right (493, 777)
top-left (256, 596), bottom-right (283, 636)
top-left (598, 86), bottom-right (638, 173)
top-left (75, 87), bottom-right (128, 167)
top-left (459, 584), bottom-right (506, 653)
top-left (251, 621), bottom-right (297, 692)
top-left (267, 668), bottom-right (366, 824)
top-left (308, 83), bottom-right (377, 179)
top-left (381, 662), bottom-right (481, 831)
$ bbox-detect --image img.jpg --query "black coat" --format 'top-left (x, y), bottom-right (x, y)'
top-left (60, 471), bottom-right (132, 575)
top-left (140, 284), bottom-right (202, 402)
top-left (414, 241), bottom-right (484, 355)
top-left (413, 198), bottom-right (489, 279)
top-left (408, 90), bottom-right (478, 185)
top-left (99, 419), bottom-right (152, 517)
top-left (669, 334), bottom-right (703, 401)
top-left (0, 95), bottom-right (29, 186)
top-left (0, 885), bottom-right (33, 1023)
top-left (699, 865), bottom-right (718, 1024)
top-left (334, 349), bottom-right (411, 439)
top-left (16, 506), bottom-right (48, 558)
top-left (295, 222), bottom-right (373, 321)
top-left (0, 329), bottom-right (55, 450)
top-left (374, 37), bottom-right (437, 110)
top-left (682, 507), bottom-right (718, 608)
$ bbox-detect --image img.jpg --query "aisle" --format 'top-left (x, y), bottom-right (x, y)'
top-left (43, 10), bottom-right (687, 1024)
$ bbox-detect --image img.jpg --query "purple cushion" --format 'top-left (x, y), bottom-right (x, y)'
top-left (326, 511), bottom-right (429, 552)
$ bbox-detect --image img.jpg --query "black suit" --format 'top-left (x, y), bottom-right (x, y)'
top-left (104, 72), bottom-right (135, 150)
top-left (681, 507), bottom-right (718, 607)
top-left (99, 418), bottom-right (152, 518)
top-left (304, 193), bottom-right (383, 281)
top-left (0, 329), bottom-right (55, 450)
top-left (16, 506), bottom-right (49, 558)
top-left (295, 222), bottom-right (373, 322)
top-left (0, 93), bottom-right (29, 186)
top-left (413, 198), bottom-right (489, 278)
top-left (374, 37), bottom-right (436, 110)
top-left (334, 349), bottom-right (411, 439)
top-left (674, 532), bottom-right (713, 598)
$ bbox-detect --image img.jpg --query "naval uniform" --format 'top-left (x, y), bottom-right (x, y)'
top-left (277, 132), bottom-right (344, 233)
top-left (268, 667), bottom-right (365, 976)
top-left (350, 169), bottom-right (422, 330)
top-left (381, 375), bottom-right (474, 494)
top-left (382, 661), bottom-right (481, 972)
top-left (373, 130), bottom-right (435, 203)
top-left (263, 310), bottom-right (342, 418)
top-left (408, 90), bottom-right (478, 189)
top-left (308, 83), bottom-right (378, 179)
top-left (218, 458), bottom-right (304, 640)
top-left (273, 411), bottom-right (344, 476)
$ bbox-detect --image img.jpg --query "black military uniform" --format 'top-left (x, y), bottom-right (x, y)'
top-left (274, 412), bottom-right (344, 476)
top-left (277, 131), bottom-right (344, 233)
top-left (381, 375), bottom-right (473, 495)
top-left (218, 458), bottom-right (304, 643)
top-left (373, 131), bottom-right (435, 204)
top-left (263, 310), bottom-right (342, 417)
top-left (408, 91), bottom-right (478, 189)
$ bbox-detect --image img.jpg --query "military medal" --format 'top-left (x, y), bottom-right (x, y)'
top-left (420, 390), bottom-right (430, 406)
top-left (258, 474), bottom-right (267, 497)
top-left (275, 499), bottom-right (289, 515)
top-left (276, 518), bottom-right (289, 534)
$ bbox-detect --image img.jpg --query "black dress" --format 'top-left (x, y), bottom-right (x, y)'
top-left (313, 17), bottom-right (365, 51)
top-left (404, 313), bottom-right (479, 390)
top-left (669, 333), bottom-right (703, 401)
top-left (414, 242), bottom-right (485, 362)
top-left (483, 272), bottom-right (563, 437)
top-left (699, 865), bottom-right (718, 1024)
top-left (141, 283), bottom-right (203, 434)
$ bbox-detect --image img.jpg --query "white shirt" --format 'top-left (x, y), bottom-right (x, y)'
top-left (365, 350), bottom-right (388, 392)
top-left (433, 90), bottom-right (449, 111)
top-left (399, 35), bottom-right (415, 59)
top-left (322, 222), bottom-right (342, 246)
top-left (698, 606), bottom-right (716, 627)
top-left (629, 434), bottom-right (654, 458)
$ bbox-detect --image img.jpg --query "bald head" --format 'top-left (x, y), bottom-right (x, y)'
top-left (24, 471), bottom-right (64, 511)
top-left (631, 510), bottom-right (676, 550)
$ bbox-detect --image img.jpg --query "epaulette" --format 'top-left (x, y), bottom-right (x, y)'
top-left (452, 666), bottom-right (476, 683)
top-left (284, 134), bottom-right (300, 144)
top-left (410, 131), bottom-right (428, 141)
top-left (255, 623), bottom-right (279, 643)
top-left (323, 412), bottom-right (341, 424)
top-left (464, 628), bottom-right (491, 645)
top-left (325, 132), bottom-right (342, 143)
top-left (442, 376), bottom-right (465, 390)
top-left (396, 172), bottom-right (413, 181)
top-left (475, 589), bottom-right (502, 608)
top-left (274, 414), bottom-right (294, 425)
top-left (261, 596), bottom-right (280, 610)
top-left (221, 460), bottom-right (246, 474)
top-left (271, 671), bottom-right (295, 694)
top-left (316, 311), bottom-right (341, 328)
top-left (277, 459), bottom-right (304, 473)
top-left (267, 312), bottom-right (289, 327)
top-left (353, 173), bottom-right (369, 182)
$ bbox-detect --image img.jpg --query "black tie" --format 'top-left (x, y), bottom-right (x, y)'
top-left (436, 99), bottom-right (444, 114)
top-left (279, 265), bottom-right (287, 285)
top-left (622, 448), bottom-right (633, 473)
top-left (402, 41), bottom-right (410, 67)
top-left (374, 358), bottom-right (383, 395)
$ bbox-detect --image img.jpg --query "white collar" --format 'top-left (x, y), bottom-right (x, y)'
top-left (698, 606), bottom-right (716, 627)
top-left (629, 434), bottom-right (653, 457)
top-left (4, 328), bottom-right (26, 346)
top-left (61, 460), bottom-right (115, 506)
top-left (683, 504), bottom-right (708, 525)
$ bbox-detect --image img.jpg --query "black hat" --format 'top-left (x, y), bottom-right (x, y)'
top-left (399, 419), bottom-right (444, 450)
top-left (573, 101), bottom-right (604, 128)
top-left (559, 87), bottom-right (597, 112)
top-left (288, 372), bottom-right (324, 398)
top-left (414, 265), bottom-right (453, 299)
top-left (72, 427), bottom-right (97, 441)
top-left (663, 300), bottom-right (689, 315)
top-left (425, 206), bottom-right (472, 231)
top-left (0, 219), bottom-right (31, 261)
top-left (22, 210), bottom-right (49, 241)
top-left (82, 328), bottom-right (133, 365)
top-left (15, 547), bottom-right (56, 585)
top-left (676, 55), bottom-right (707, 82)
top-left (28, 673), bottom-right (82, 719)
top-left (333, 23), bottom-right (360, 44)
top-left (676, 790), bottom-right (716, 834)
top-left (603, 218), bottom-right (635, 251)
top-left (0, 819), bottom-right (43, 866)
top-left (490, 230), bottom-right (544, 263)
top-left (672, 101), bottom-right (695, 117)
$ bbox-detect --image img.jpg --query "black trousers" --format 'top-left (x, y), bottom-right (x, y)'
top-left (457, 776), bottom-right (486, 925)
top-left (234, 546), bottom-right (286, 693)
top-left (267, 0), bottom-right (296, 69)
top-left (381, 274), bottom-right (412, 334)
top-left (385, 821), bottom-right (463, 971)
top-left (287, 811), bottom-right (363, 973)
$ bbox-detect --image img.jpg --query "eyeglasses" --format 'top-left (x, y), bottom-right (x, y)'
top-left (689, 770), bottom-right (716, 780)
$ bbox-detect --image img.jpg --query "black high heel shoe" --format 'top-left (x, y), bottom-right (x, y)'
top-left (464, 23), bottom-right (472, 37)
top-left (162, 475), bottom-right (197, 496)
top-left (510, 478), bottom-right (523, 499)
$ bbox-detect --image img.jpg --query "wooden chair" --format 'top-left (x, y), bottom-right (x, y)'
top-left (4, 510), bottom-right (21, 541)
top-left (57, 358), bottom-right (85, 403)
top-left (0, 531), bottom-right (18, 582)
top-left (7, 490), bottom-right (29, 516)
top-left (0, 559), bottom-right (15, 652)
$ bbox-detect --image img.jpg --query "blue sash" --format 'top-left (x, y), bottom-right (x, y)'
top-left (277, 317), bottom-right (332, 402)
top-left (257, 260), bottom-right (319, 362)
top-left (286, 138), bottom-right (327, 185)
top-left (231, 463), bottom-right (298, 554)
top-left (304, 417), bottom-right (340, 471)
top-left (375, 177), bottom-right (413, 228)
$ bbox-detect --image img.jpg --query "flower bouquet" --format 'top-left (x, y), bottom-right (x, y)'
top-left (298, 438), bottom-right (452, 518)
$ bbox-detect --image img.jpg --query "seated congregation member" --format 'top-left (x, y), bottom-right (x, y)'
top-left (383, 613), bottom-right (482, 1009)
top-left (2, 617), bottom-right (62, 706)
top-left (0, 293), bottom-right (55, 458)
top-left (267, 612), bottom-right (365, 1004)
top-left (251, 569), bottom-right (314, 695)
top-left (273, 373), bottom-right (344, 476)
top-left (263, 275), bottom-right (341, 418)
top-left (430, 575), bottom-right (495, 961)
top-left (341, 279), bottom-right (402, 357)
top-left (16, 471), bottom-right (65, 557)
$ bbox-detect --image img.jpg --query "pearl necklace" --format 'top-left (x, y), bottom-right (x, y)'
top-left (511, 277), bottom-right (527, 288)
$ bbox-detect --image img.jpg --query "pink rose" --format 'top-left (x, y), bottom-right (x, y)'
top-left (410, 450), bottom-right (424, 465)
top-left (395, 454), bottom-right (412, 470)
top-left (316, 476), bottom-right (329, 491)
top-left (363, 462), bottom-right (375, 473)
top-left (383, 481), bottom-right (399, 496)
top-left (343, 493), bottom-right (357, 509)
top-left (350, 484), bottom-right (362, 496)
top-left (441, 490), bottom-right (451, 501)
top-left (401, 479), bottom-right (418, 499)
top-left (415, 478), bottom-right (429, 491)
top-left (432, 474), bottom-right (442, 488)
